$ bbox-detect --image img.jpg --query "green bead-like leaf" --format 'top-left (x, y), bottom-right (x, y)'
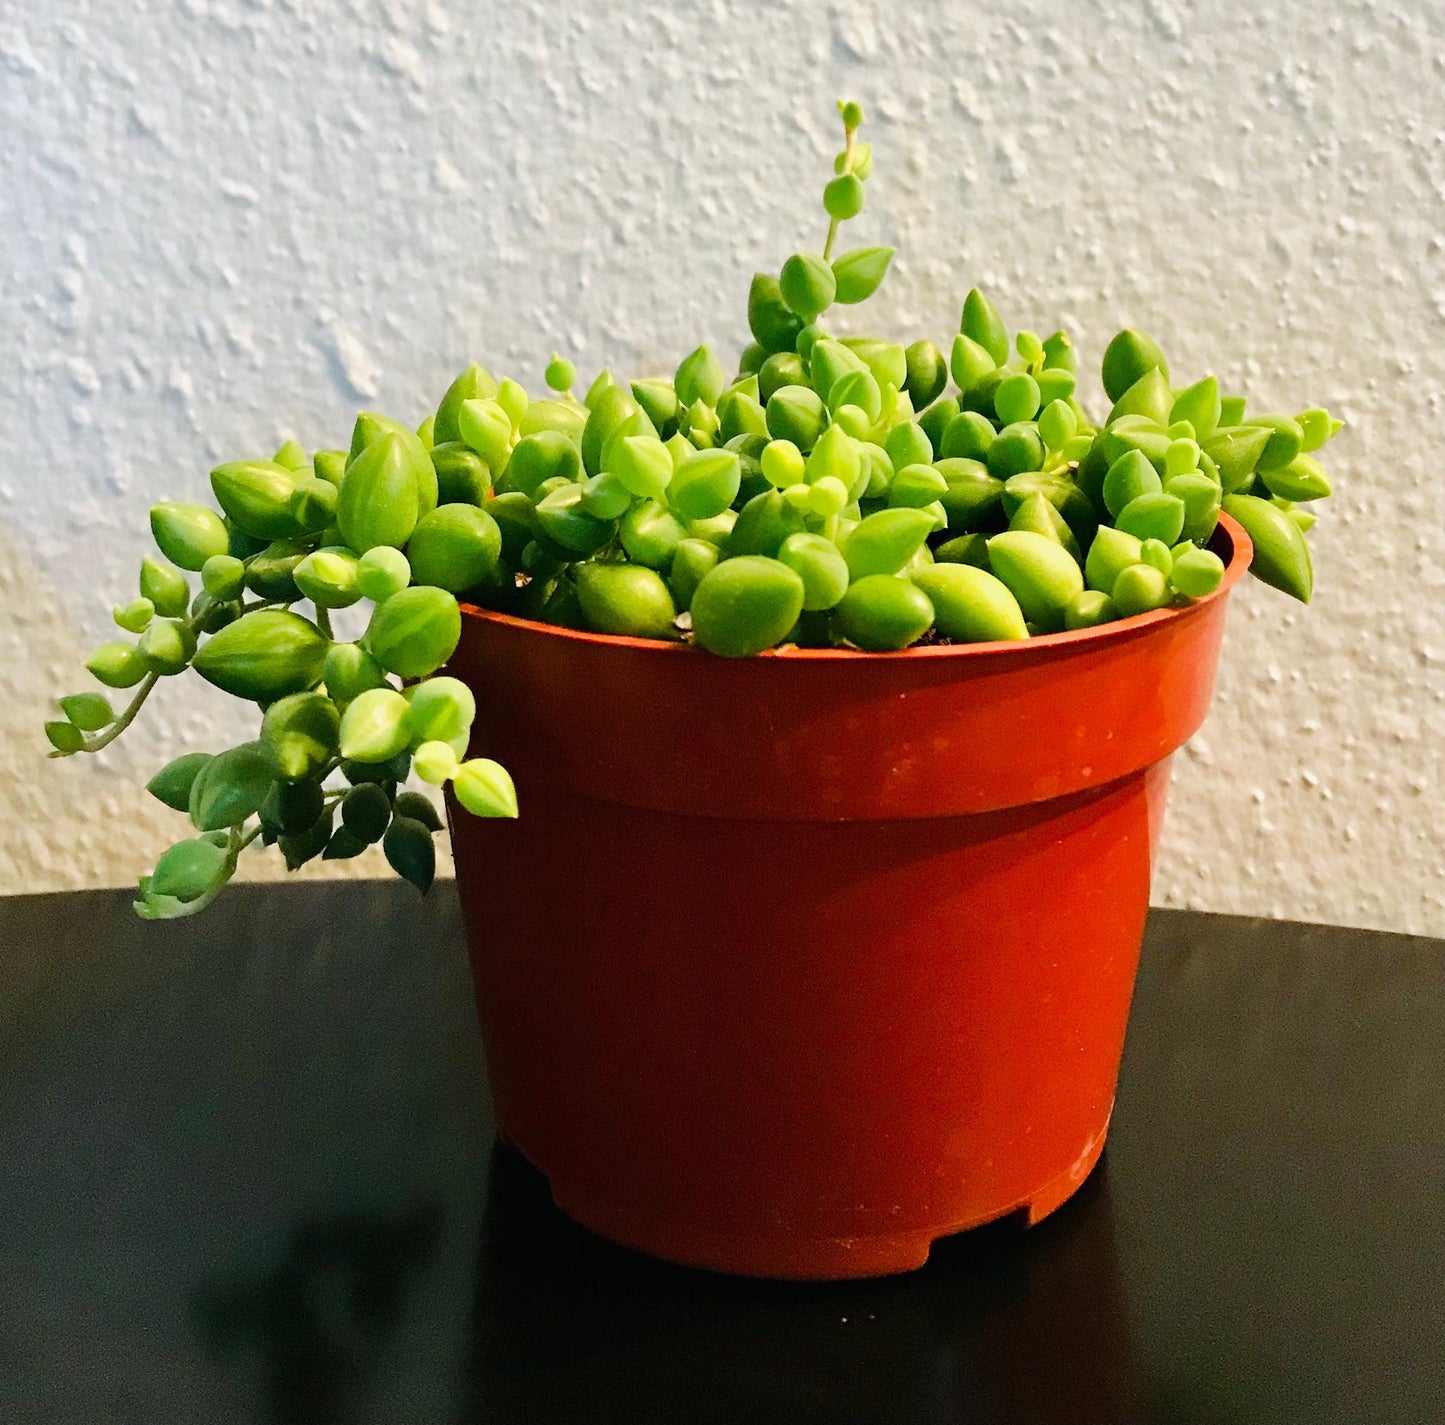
top-left (348, 414), bottom-right (438, 517)
top-left (431, 442), bottom-right (493, 506)
top-left (356, 546), bottom-right (411, 603)
top-left (912, 563), bottom-right (1028, 642)
top-left (1222, 493), bottom-right (1313, 602)
top-left (1202, 425), bottom-right (1273, 494)
top-left (434, 364), bottom-right (499, 446)
top-left (294, 547), bottom-right (362, 610)
top-left (831, 246), bottom-right (893, 305)
top-left (137, 617), bottom-right (196, 676)
top-left (985, 530), bottom-right (1085, 633)
top-left (383, 815), bottom-right (436, 892)
top-left (1108, 368), bottom-right (1174, 427)
top-left (59, 692), bottom-right (114, 732)
top-left (1169, 545), bottom-right (1226, 599)
top-left (289, 475), bottom-right (339, 533)
top-left (630, 378), bottom-right (679, 433)
top-left (1084, 526), bottom-right (1145, 597)
top-left (45, 720), bottom-right (84, 755)
top-left (322, 642), bottom-right (389, 705)
top-left (1101, 329), bottom-right (1169, 403)
top-left (747, 273), bottom-right (804, 354)
top-left (261, 691), bottom-right (340, 783)
top-left (1112, 562), bottom-right (1172, 617)
top-left (668, 449), bottom-right (742, 522)
top-left (1170, 375), bottom-right (1221, 442)
top-left (261, 778), bottom-right (325, 837)
top-left (405, 504), bottom-right (502, 594)
top-left (337, 432), bottom-right (421, 553)
top-left (841, 508), bottom-right (936, 580)
top-left (779, 252), bottom-right (836, 323)
top-left (666, 538), bottom-right (720, 613)
top-left (764, 385), bottom-right (827, 452)
top-left (452, 758), bottom-right (519, 818)
top-left (575, 562), bottom-right (678, 640)
top-left (674, 345), bottom-right (726, 409)
top-left (188, 743), bottom-right (272, 831)
top-left (690, 556), bottom-right (805, 657)
top-left (339, 687), bottom-right (413, 763)
top-left (192, 610), bottom-right (329, 702)
top-left (113, 597), bottom-right (155, 634)
top-left (201, 554), bottom-right (246, 602)
top-left (960, 289), bottom-right (1009, 366)
top-left (619, 500), bottom-right (686, 570)
top-left (279, 807), bottom-right (334, 871)
top-left (404, 675), bottom-right (475, 747)
top-left (579, 384), bottom-right (636, 477)
top-left (150, 504), bottom-right (230, 572)
top-left (950, 333), bottom-right (996, 393)
top-left (151, 838), bottom-right (229, 901)
top-left (903, 340), bottom-right (946, 409)
top-left (86, 641), bottom-right (150, 690)
top-left (273, 438), bottom-right (308, 472)
top-left (313, 449), bottom-right (348, 487)
top-left (341, 781), bottom-right (392, 844)
top-left (833, 574), bottom-right (934, 651)
top-left (147, 753), bottom-right (213, 812)
top-left (210, 460), bottom-right (302, 541)
top-left (322, 826), bottom-right (369, 861)
top-left (393, 790), bottom-right (443, 832)
top-left (1258, 453), bottom-right (1332, 503)
top-left (140, 556), bottom-right (191, 618)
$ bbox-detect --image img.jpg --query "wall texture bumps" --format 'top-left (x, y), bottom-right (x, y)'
top-left (2, 0), bottom-right (1441, 932)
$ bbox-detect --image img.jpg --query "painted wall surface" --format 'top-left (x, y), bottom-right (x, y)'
top-left (2, 0), bottom-right (1441, 932)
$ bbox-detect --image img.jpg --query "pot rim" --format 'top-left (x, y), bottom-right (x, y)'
top-left (459, 511), bottom-right (1252, 662)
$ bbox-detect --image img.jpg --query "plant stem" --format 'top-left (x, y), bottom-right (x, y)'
top-left (314, 605), bottom-right (334, 639)
top-left (822, 125), bottom-right (858, 262)
top-left (79, 673), bottom-right (160, 754)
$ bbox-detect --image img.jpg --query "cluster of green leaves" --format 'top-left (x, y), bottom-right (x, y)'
top-left (47, 412), bottom-right (520, 917)
top-left (448, 99), bottom-right (1339, 654)
top-left (47, 99), bottom-right (1342, 915)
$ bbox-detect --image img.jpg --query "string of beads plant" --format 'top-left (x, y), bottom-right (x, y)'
top-left (45, 100), bottom-right (1342, 917)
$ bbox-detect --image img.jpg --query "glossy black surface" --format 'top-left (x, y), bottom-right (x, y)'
top-left (3, 885), bottom-right (1442, 1423)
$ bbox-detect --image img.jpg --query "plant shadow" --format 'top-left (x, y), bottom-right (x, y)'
top-left (192, 1200), bottom-right (445, 1425)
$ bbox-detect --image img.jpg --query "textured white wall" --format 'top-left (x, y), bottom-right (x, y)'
top-left (2, 0), bottom-right (1441, 932)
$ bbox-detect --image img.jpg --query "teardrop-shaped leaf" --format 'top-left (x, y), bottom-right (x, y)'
top-left (831, 246), bottom-right (894, 305)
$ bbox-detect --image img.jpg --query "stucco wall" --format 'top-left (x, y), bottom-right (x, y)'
top-left (3, 0), bottom-right (1441, 932)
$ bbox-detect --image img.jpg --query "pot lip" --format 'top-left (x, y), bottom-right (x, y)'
top-left (459, 511), bottom-right (1253, 662)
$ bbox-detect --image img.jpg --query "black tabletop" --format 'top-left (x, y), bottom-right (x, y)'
top-left (3, 885), bottom-right (1442, 1425)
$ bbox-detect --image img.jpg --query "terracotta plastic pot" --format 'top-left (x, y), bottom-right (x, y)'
top-left (446, 514), bottom-right (1252, 1280)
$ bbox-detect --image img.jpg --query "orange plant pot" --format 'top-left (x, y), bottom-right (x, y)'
top-left (446, 514), bottom-right (1252, 1280)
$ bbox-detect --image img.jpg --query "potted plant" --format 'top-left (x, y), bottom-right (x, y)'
top-left (46, 101), bottom-right (1340, 1280)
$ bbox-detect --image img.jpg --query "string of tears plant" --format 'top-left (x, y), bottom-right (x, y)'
top-left (46, 100), bottom-right (1343, 917)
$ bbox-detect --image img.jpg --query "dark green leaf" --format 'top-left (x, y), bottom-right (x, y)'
top-left (393, 790), bottom-right (442, 832)
top-left (341, 782), bottom-right (391, 844)
top-left (383, 816), bottom-right (435, 894)
top-left (279, 807), bottom-right (333, 870)
top-left (322, 826), bottom-right (369, 860)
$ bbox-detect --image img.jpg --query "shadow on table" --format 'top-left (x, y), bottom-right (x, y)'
top-left (463, 1142), bottom-right (1148, 1425)
top-left (192, 1201), bottom-right (445, 1425)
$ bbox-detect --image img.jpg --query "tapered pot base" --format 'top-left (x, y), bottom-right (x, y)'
top-left (508, 1113), bottom-right (1110, 1281)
